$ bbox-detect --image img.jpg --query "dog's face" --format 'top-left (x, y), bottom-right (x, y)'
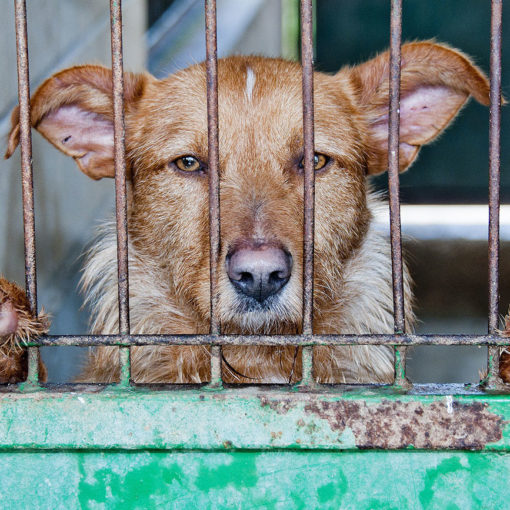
top-left (6, 43), bottom-right (489, 334)
top-left (126, 58), bottom-right (370, 333)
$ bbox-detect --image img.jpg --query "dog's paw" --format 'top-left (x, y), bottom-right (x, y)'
top-left (500, 308), bottom-right (510, 384)
top-left (0, 277), bottom-right (49, 383)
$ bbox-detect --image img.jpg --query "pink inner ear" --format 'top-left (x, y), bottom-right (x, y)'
top-left (399, 85), bottom-right (467, 144)
top-left (40, 105), bottom-right (114, 155)
top-left (369, 84), bottom-right (468, 171)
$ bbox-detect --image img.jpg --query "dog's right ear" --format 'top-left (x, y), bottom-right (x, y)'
top-left (5, 65), bottom-right (152, 180)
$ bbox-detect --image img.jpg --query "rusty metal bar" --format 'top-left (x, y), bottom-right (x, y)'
top-left (388, 1), bottom-right (405, 333)
top-left (14, 0), bottom-right (40, 386)
top-left (486, 0), bottom-right (503, 388)
top-left (27, 333), bottom-right (510, 347)
top-left (300, 0), bottom-right (315, 336)
top-left (205, 0), bottom-right (222, 386)
top-left (388, 0), bottom-right (408, 388)
top-left (110, 0), bottom-right (131, 385)
top-left (300, 0), bottom-right (315, 386)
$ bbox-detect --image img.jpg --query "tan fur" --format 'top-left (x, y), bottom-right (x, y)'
top-left (3, 42), bottom-right (494, 384)
top-left (0, 277), bottom-right (49, 383)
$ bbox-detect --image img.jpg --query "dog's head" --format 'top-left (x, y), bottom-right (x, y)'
top-left (6, 42), bottom-right (489, 333)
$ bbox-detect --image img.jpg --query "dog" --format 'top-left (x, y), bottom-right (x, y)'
top-left (2, 41), bottom-right (503, 385)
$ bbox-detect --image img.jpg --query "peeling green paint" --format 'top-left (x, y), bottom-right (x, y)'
top-left (78, 455), bottom-right (186, 509)
top-left (196, 455), bottom-right (258, 491)
top-left (337, 426), bottom-right (356, 448)
top-left (0, 387), bottom-right (509, 506)
top-left (0, 451), bottom-right (509, 509)
top-left (1, 388), bottom-right (507, 450)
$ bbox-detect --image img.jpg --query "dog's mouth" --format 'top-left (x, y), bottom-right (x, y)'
top-left (230, 291), bottom-right (283, 314)
top-left (220, 292), bottom-right (300, 334)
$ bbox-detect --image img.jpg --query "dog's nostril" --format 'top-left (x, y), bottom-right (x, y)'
top-left (239, 272), bottom-right (254, 284)
top-left (269, 270), bottom-right (286, 283)
top-left (227, 244), bottom-right (292, 303)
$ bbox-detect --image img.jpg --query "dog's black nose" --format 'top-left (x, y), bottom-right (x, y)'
top-left (227, 244), bottom-right (292, 303)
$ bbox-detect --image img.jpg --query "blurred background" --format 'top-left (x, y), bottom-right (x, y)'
top-left (0, 0), bottom-right (508, 383)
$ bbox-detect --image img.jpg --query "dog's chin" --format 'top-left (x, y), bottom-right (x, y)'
top-left (219, 293), bottom-right (301, 334)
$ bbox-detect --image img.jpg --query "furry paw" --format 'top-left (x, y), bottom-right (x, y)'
top-left (0, 277), bottom-right (49, 383)
top-left (500, 308), bottom-right (510, 384)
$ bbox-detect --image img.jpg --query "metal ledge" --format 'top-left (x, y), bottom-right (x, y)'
top-left (0, 387), bottom-right (508, 451)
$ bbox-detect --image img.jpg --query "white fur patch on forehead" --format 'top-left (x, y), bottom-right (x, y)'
top-left (245, 67), bottom-right (256, 101)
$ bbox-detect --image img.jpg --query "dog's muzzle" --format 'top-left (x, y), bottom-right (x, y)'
top-left (226, 242), bottom-right (292, 304)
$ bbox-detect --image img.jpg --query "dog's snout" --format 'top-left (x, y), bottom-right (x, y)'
top-left (227, 244), bottom-right (292, 303)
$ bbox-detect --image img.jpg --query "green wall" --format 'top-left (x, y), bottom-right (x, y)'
top-left (316, 0), bottom-right (510, 203)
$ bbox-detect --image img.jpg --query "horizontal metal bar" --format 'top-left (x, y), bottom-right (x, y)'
top-left (25, 334), bottom-right (510, 347)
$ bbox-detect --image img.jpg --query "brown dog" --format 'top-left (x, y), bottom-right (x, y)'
top-left (2, 42), bottom-right (499, 384)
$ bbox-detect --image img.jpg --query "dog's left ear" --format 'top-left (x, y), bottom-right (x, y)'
top-left (347, 41), bottom-right (491, 174)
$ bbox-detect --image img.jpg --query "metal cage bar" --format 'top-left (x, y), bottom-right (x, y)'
top-left (14, 0), bottom-right (40, 386)
top-left (110, 0), bottom-right (131, 386)
top-left (7, 0), bottom-right (509, 392)
top-left (27, 333), bottom-right (510, 348)
top-left (387, 0), bottom-right (408, 387)
top-left (205, 0), bottom-right (223, 386)
top-left (487, 0), bottom-right (503, 388)
top-left (300, 0), bottom-right (315, 386)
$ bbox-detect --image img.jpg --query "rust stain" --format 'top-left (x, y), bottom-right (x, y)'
top-left (259, 396), bottom-right (294, 415)
top-left (259, 395), bottom-right (504, 449)
top-left (303, 399), bottom-right (504, 449)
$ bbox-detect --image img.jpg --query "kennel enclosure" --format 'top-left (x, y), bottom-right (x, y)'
top-left (0, 0), bottom-right (509, 507)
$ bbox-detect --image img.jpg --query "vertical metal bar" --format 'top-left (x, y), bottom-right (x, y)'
top-left (300, 0), bottom-right (315, 386)
top-left (110, 0), bottom-right (131, 386)
top-left (14, 0), bottom-right (40, 386)
top-left (486, 0), bottom-right (503, 388)
top-left (388, 0), bottom-right (408, 387)
top-left (205, 0), bottom-right (222, 387)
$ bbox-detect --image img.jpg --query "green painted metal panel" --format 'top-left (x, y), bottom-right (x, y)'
top-left (1, 387), bottom-right (509, 506)
top-left (0, 387), bottom-right (509, 451)
top-left (0, 451), bottom-right (509, 509)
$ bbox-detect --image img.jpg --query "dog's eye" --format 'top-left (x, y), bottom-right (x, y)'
top-left (299, 153), bottom-right (330, 171)
top-left (173, 156), bottom-right (202, 173)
